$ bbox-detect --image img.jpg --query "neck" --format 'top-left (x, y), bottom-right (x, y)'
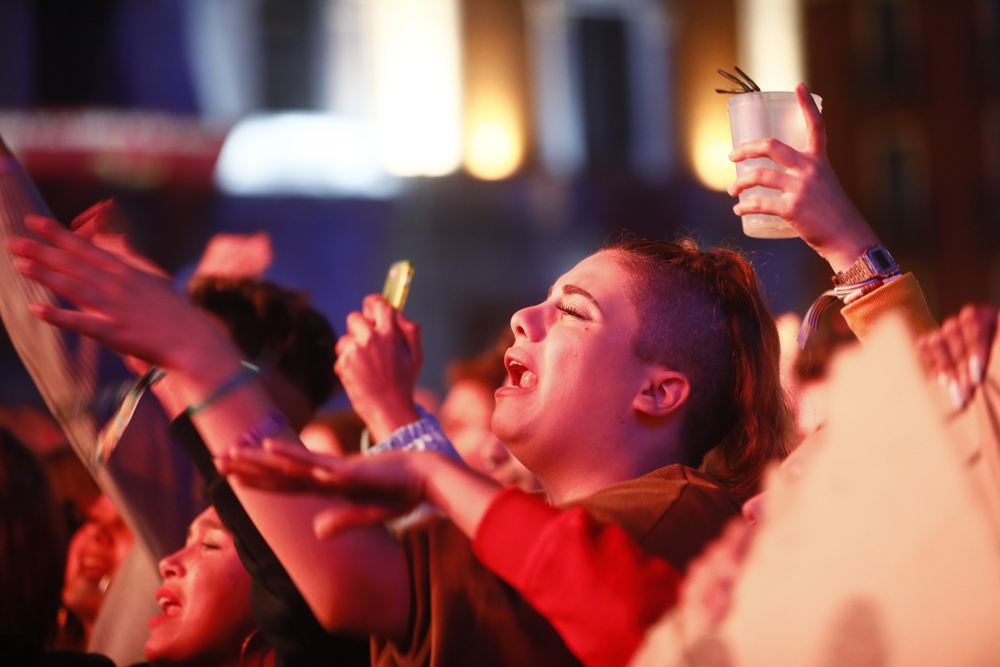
top-left (533, 422), bottom-right (688, 506)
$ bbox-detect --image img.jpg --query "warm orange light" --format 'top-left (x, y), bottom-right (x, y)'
top-left (691, 104), bottom-right (735, 191)
top-left (467, 119), bottom-right (521, 180)
top-left (465, 92), bottom-right (523, 180)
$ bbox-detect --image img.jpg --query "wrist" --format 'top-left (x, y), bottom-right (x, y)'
top-left (423, 454), bottom-right (503, 537)
top-left (822, 231), bottom-right (881, 274)
top-left (363, 402), bottom-right (421, 444)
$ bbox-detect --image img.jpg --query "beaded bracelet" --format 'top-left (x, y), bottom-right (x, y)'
top-left (185, 361), bottom-right (260, 416)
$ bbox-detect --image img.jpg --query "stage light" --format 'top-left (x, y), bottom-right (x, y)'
top-left (214, 113), bottom-right (400, 198)
top-left (691, 104), bottom-right (735, 192)
top-left (371, 0), bottom-right (463, 177)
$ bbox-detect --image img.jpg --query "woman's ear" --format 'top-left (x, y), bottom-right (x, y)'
top-left (632, 369), bottom-right (690, 418)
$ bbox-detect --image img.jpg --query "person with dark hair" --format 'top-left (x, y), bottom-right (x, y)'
top-left (0, 428), bottom-right (67, 647)
top-left (187, 276), bottom-right (340, 430)
top-left (138, 506), bottom-right (273, 667)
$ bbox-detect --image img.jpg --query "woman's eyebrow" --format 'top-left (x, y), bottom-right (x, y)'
top-left (562, 284), bottom-right (601, 311)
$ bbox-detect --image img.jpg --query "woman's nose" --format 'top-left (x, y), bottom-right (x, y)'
top-left (510, 302), bottom-right (545, 342)
top-left (158, 548), bottom-right (186, 579)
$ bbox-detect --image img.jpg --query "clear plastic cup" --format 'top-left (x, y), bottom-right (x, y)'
top-left (727, 91), bottom-right (822, 238)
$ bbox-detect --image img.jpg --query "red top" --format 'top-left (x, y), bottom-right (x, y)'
top-left (472, 487), bottom-right (683, 667)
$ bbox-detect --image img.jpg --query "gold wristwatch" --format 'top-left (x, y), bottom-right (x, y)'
top-left (833, 245), bottom-right (899, 286)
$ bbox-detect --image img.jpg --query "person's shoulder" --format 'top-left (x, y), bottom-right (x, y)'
top-left (576, 465), bottom-right (741, 570)
top-left (581, 464), bottom-right (738, 514)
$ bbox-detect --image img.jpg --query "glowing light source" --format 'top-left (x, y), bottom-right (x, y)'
top-left (371, 0), bottom-right (462, 177)
top-left (466, 120), bottom-right (520, 180)
top-left (464, 92), bottom-right (524, 180)
top-left (736, 0), bottom-right (805, 90)
top-left (214, 113), bottom-right (400, 198)
top-left (691, 104), bottom-right (735, 192)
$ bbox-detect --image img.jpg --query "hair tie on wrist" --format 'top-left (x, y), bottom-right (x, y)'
top-left (185, 361), bottom-right (260, 416)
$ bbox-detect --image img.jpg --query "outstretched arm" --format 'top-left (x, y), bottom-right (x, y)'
top-left (8, 217), bottom-right (410, 639)
top-left (221, 444), bottom-right (685, 667)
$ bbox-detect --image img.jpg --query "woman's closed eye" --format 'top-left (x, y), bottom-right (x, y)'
top-left (556, 303), bottom-right (590, 320)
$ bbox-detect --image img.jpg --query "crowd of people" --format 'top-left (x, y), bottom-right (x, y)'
top-left (1, 83), bottom-right (997, 667)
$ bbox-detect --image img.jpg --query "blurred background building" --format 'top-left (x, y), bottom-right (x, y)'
top-left (0, 0), bottom-right (995, 401)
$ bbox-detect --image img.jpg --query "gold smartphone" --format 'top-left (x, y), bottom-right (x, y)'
top-left (382, 260), bottom-right (414, 311)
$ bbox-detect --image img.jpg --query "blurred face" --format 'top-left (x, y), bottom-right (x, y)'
top-left (145, 507), bottom-right (256, 667)
top-left (492, 251), bottom-right (651, 472)
top-left (62, 493), bottom-right (134, 624)
top-left (440, 380), bottom-right (539, 491)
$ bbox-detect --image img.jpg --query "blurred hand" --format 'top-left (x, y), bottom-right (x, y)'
top-left (335, 294), bottom-right (423, 442)
top-left (193, 232), bottom-right (273, 279)
top-left (678, 517), bottom-right (755, 632)
top-left (9, 215), bottom-right (232, 374)
top-left (917, 303), bottom-right (999, 409)
top-left (218, 443), bottom-right (432, 538)
top-left (728, 83), bottom-right (880, 273)
top-left (71, 200), bottom-right (168, 278)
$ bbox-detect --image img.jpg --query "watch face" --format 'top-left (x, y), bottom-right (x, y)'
top-left (869, 247), bottom-right (894, 273)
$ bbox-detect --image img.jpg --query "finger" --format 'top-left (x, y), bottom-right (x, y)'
top-left (335, 334), bottom-right (355, 358)
top-left (12, 254), bottom-right (106, 306)
top-left (732, 194), bottom-right (789, 219)
top-left (225, 445), bottom-right (321, 482)
top-left (344, 311), bottom-right (374, 345)
top-left (918, 331), bottom-right (955, 386)
top-left (941, 318), bottom-right (972, 402)
top-left (71, 199), bottom-right (118, 236)
top-left (396, 314), bottom-right (423, 369)
top-left (313, 504), bottom-right (405, 539)
top-left (363, 294), bottom-right (396, 333)
top-left (959, 305), bottom-right (998, 385)
top-left (915, 334), bottom-right (942, 376)
top-left (796, 82), bottom-right (826, 155)
top-left (25, 215), bottom-right (126, 273)
top-left (728, 137), bottom-right (806, 171)
top-left (25, 302), bottom-right (119, 341)
top-left (727, 167), bottom-right (793, 198)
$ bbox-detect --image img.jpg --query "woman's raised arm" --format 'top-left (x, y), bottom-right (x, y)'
top-left (8, 216), bottom-right (411, 639)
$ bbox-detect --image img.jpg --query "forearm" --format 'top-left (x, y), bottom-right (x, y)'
top-left (419, 452), bottom-right (503, 536)
top-left (167, 346), bottom-right (410, 639)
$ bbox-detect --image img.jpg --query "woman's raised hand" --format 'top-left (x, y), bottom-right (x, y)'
top-left (8, 215), bottom-right (233, 374)
top-left (728, 83), bottom-right (880, 273)
top-left (218, 444), bottom-right (433, 537)
top-left (335, 294), bottom-right (423, 442)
